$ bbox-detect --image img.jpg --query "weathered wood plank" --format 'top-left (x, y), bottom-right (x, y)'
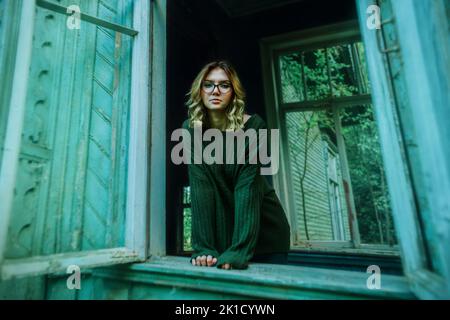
top-left (0, 0), bottom-right (36, 265)
top-left (94, 256), bottom-right (415, 300)
top-left (126, 0), bottom-right (154, 259)
top-left (1, 247), bottom-right (138, 281)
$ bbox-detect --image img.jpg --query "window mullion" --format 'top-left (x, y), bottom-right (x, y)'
top-left (281, 94), bottom-right (372, 112)
top-left (300, 52), bottom-right (307, 101)
top-left (325, 47), bottom-right (333, 98)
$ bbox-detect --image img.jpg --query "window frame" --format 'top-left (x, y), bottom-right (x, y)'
top-left (98, 2), bottom-right (408, 298)
top-left (355, 0), bottom-right (450, 299)
top-left (0, 0), bottom-right (152, 280)
top-left (260, 20), bottom-right (399, 255)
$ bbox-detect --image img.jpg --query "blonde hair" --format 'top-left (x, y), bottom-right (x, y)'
top-left (185, 61), bottom-right (246, 131)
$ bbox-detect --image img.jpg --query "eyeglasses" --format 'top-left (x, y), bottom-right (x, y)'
top-left (202, 81), bottom-right (232, 94)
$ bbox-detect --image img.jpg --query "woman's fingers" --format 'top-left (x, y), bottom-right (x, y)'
top-left (207, 256), bottom-right (218, 266)
top-left (221, 263), bottom-right (231, 270)
top-left (192, 256), bottom-right (218, 267)
top-left (194, 255), bottom-right (209, 266)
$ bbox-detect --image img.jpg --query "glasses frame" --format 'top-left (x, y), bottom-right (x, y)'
top-left (202, 81), bottom-right (233, 94)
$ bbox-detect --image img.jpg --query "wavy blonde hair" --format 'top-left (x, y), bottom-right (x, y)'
top-left (185, 61), bottom-right (246, 131)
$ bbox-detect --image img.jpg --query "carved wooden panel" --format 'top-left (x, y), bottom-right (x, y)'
top-left (5, 0), bottom-right (134, 259)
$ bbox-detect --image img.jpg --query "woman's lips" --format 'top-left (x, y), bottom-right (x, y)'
top-left (210, 99), bottom-right (221, 104)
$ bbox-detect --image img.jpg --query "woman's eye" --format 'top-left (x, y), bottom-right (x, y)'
top-left (219, 84), bottom-right (230, 89)
top-left (203, 83), bottom-right (213, 88)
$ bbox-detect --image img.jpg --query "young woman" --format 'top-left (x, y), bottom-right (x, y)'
top-left (182, 61), bottom-right (291, 270)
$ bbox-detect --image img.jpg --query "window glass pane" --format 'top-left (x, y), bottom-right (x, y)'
top-left (182, 185), bottom-right (191, 205)
top-left (5, 2), bottom-right (133, 258)
top-left (327, 43), bottom-right (371, 97)
top-left (286, 110), bottom-right (351, 243)
top-left (279, 53), bottom-right (305, 103)
top-left (340, 104), bottom-right (397, 246)
top-left (183, 186), bottom-right (192, 251)
top-left (328, 45), bottom-right (358, 97)
top-left (279, 49), bottom-right (331, 102)
top-left (354, 42), bottom-right (371, 94)
top-left (303, 49), bottom-right (330, 100)
top-left (278, 42), bottom-right (371, 103)
top-left (183, 208), bottom-right (192, 251)
top-left (286, 105), bottom-right (398, 247)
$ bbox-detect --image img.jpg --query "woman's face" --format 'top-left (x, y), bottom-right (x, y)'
top-left (201, 67), bottom-right (233, 111)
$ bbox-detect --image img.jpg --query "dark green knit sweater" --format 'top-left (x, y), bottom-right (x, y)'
top-left (182, 114), bottom-right (291, 269)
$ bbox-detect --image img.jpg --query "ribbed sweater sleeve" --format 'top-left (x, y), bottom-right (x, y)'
top-left (182, 120), bottom-right (219, 262)
top-left (188, 164), bottom-right (220, 261)
top-left (216, 117), bottom-right (267, 269)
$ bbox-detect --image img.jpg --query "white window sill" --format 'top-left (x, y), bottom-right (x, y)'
top-left (93, 256), bottom-right (415, 299)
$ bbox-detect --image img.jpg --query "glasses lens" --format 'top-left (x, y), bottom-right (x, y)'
top-left (203, 82), bottom-right (214, 93)
top-left (219, 83), bottom-right (231, 93)
top-left (202, 81), bottom-right (232, 93)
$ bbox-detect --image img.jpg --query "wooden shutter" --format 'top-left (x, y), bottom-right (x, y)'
top-left (356, 0), bottom-right (450, 299)
top-left (0, 0), bottom-right (151, 280)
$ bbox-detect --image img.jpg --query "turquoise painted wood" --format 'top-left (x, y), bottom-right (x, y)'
top-left (0, 0), bottom-right (135, 298)
top-left (40, 257), bottom-right (414, 300)
top-left (4, 0), bottom-right (134, 262)
top-left (388, 0), bottom-right (450, 298)
top-left (0, 0), bottom-right (23, 172)
top-left (357, 0), bottom-right (450, 298)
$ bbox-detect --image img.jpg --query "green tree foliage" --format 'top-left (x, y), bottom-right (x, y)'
top-left (341, 106), bottom-right (396, 245)
top-left (184, 207), bottom-right (192, 251)
top-left (280, 45), bottom-right (363, 103)
top-left (183, 187), bottom-right (193, 251)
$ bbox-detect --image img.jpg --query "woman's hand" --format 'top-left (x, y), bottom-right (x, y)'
top-left (192, 255), bottom-right (217, 267)
top-left (191, 255), bottom-right (233, 269)
top-left (220, 263), bottom-right (232, 270)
